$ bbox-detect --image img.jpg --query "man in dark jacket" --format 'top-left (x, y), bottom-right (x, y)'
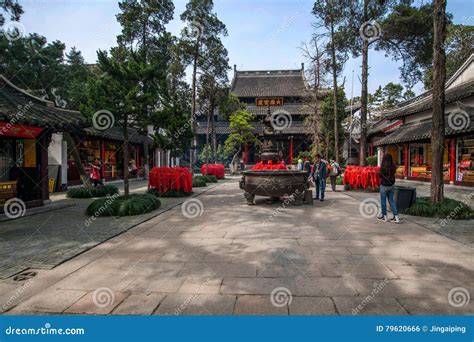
top-left (311, 154), bottom-right (327, 201)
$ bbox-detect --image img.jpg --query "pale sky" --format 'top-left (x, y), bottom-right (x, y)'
top-left (14, 0), bottom-right (474, 97)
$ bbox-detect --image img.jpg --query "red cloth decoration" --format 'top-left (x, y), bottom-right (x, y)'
top-left (251, 161), bottom-right (287, 170)
top-left (343, 166), bottom-right (381, 190)
top-left (148, 167), bottom-right (193, 193)
top-left (201, 164), bottom-right (225, 179)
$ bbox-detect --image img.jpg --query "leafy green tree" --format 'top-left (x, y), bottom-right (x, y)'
top-left (224, 110), bottom-right (256, 173)
top-left (368, 82), bottom-right (414, 111)
top-left (312, 0), bottom-right (349, 163)
top-left (82, 47), bottom-right (152, 197)
top-left (423, 24), bottom-right (474, 89)
top-left (179, 0), bottom-right (228, 171)
top-left (115, 0), bottom-right (176, 178)
top-left (319, 88), bottom-right (347, 160)
top-left (62, 47), bottom-right (93, 109)
top-left (0, 0), bottom-right (23, 26)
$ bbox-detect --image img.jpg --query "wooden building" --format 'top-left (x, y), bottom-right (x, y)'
top-left (370, 54), bottom-right (474, 186)
top-left (196, 64), bottom-right (327, 165)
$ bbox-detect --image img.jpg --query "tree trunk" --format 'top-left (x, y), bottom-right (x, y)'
top-left (189, 39), bottom-right (200, 174)
top-left (211, 105), bottom-right (217, 163)
top-left (64, 132), bottom-right (92, 189)
top-left (430, 0), bottom-right (447, 203)
top-left (123, 116), bottom-right (130, 198)
top-left (359, 33), bottom-right (369, 165)
top-left (205, 107), bottom-right (211, 174)
top-left (330, 22), bottom-right (339, 163)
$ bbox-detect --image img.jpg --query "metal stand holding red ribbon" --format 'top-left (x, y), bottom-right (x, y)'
top-left (201, 164), bottom-right (225, 179)
top-left (148, 167), bottom-right (193, 193)
top-left (343, 166), bottom-right (381, 191)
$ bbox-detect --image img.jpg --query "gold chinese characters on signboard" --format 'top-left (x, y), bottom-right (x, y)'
top-left (255, 98), bottom-right (284, 107)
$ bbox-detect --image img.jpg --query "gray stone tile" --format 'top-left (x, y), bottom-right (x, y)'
top-left (112, 292), bottom-right (165, 315)
top-left (64, 290), bottom-right (128, 314)
top-left (289, 296), bottom-right (337, 315)
top-left (234, 295), bottom-right (288, 315)
top-left (154, 294), bottom-right (236, 315)
top-left (11, 288), bottom-right (87, 313)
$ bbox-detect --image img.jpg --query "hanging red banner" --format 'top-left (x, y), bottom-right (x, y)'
top-left (0, 121), bottom-right (44, 138)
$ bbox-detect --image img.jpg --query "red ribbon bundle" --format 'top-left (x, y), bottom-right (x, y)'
top-left (251, 161), bottom-right (287, 170)
top-left (343, 166), bottom-right (381, 190)
top-left (201, 164), bottom-right (225, 179)
top-left (148, 167), bottom-right (193, 193)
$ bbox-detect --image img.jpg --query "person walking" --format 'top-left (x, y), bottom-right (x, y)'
top-left (311, 154), bottom-right (327, 201)
top-left (377, 154), bottom-right (400, 223)
top-left (329, 159), bottom-right (341, 191)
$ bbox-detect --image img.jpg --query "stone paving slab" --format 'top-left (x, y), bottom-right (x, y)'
top-left (1, 178), bottom-right (473, 316)
top-left (0, 181), bottom-right (223, 279)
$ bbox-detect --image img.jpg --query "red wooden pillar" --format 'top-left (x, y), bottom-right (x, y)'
top-left (135, 145), bottom-right (140, 169)
top-left (289, 136), bottom-right (293, 164)
top-left (404, 144), bottom-right (409, 178)
top-left (100, 140), bottom-right (105, 179)
top-left (450, 139), bottom-right (456, 183)
top-left (243, 143), bottom-right (248, 165)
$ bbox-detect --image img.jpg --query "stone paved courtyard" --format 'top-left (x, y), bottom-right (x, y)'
top-left (1, 179), bottom-right (473, 315)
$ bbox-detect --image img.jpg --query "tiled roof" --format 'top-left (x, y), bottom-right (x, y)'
top-left (231, 68), bottom-right (307, 98)
top-left (84, 126), bottom-right (151, 144)
top-left (196, 121), bottom-right (312, 135)
top-left (0, 75), bottom-right (87, 130)
top-left (374, 104), bottom-right (474, 146)
top-left (384, 80), bottom-right (474, 120)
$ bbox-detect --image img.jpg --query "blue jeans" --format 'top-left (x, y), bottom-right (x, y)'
top-left (380, 185), bottom-right (398, 216)
top-left (315, 177), bottom-right (325, 199)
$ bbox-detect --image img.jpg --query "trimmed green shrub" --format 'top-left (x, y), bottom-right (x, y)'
top-left (192, 178), bottom-right (207, 187)
top-left (202, 175), bottom-right (218, 183)
top-left (147, 188), bottom-right (192, 198)
top-left (67, 185), bottom-right (119, 198)
top-left (406, 197), bottom-right (472, 220)
top-left (86, 194), bottom-right (160, 217)
top-left (335, 176), bottom-right (344, 185)
top-left (366, 156), bottom-right (377, 166)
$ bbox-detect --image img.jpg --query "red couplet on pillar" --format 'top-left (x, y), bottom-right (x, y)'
top-left (404, 144), bottom-right (409, 178)
top-left (289, 137), bottom-right (293, 165)
top-left (450, 139), bottom-right (456, 182)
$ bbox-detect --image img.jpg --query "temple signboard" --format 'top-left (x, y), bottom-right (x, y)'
top-left (255, 98), bottom-right (284, 107)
